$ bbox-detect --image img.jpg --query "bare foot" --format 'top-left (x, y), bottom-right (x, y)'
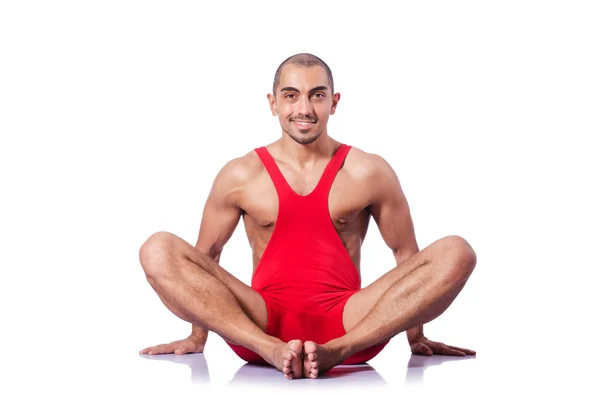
top-left (269, 339), bottom-right (303, 379)
top-left (303, 341), bottom-right (344, 378)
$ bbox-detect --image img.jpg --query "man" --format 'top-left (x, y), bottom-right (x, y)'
top-left (139, 53), bottom-right (477, 379)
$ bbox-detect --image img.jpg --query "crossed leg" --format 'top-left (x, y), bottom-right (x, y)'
top-left (302, 235), bottom-right (477, 378)
top-left (139, 231), bottom-right (304, 379)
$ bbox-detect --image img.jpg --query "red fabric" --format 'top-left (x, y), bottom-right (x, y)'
top-left (227, 143), bottom-right (388, 364)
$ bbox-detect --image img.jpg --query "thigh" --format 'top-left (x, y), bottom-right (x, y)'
top-left (342, 239), bottom-right (439, 332)
top-left (164, 231), bottom-right (269, 331)
top-left (342, 235), bottom-right (475, 331)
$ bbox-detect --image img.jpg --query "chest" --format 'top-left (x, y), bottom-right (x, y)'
top-left (240, 169), bottom-right (370, 230)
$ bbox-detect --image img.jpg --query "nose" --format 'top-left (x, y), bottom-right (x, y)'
top-left (296, 95), bottom-right (313, 116)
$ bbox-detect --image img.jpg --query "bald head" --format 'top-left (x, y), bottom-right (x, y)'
top-left (272, 53), bottom-right (334, 94)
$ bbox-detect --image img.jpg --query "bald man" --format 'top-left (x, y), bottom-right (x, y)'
top-left (139, 53), bottom-right (477, 379)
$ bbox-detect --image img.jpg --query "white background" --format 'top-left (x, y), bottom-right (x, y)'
top-left (1, 1), bottom-right (599, 396)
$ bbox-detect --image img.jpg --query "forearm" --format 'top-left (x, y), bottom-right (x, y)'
top-left (395, 249), bottom-right (424, 343)
top-left (189, 247), bottom-right (220, 340)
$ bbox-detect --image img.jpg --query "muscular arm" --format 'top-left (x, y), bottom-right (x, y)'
top-left (367, 154), bottom-right (424, 342)
top-left (190, 157), bottom-right (249, 340)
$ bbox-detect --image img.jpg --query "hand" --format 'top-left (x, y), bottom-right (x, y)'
top-left (409, 336), bottom-right (476, 356)
top-left (139, 334), bottom-right (206, 355)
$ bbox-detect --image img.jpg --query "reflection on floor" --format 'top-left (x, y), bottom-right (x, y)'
top-left (139, 350), bottom-right (476, 393)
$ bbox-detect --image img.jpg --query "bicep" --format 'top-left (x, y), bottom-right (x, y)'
top-left (369, 158), bottom-right (419, 260)
top-left (194, 164), bottom-right (245, 258)
top-left (195, 193), bottom-right (242, 259)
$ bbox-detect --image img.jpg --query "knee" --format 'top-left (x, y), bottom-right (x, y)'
top-left (437, 235), bottom-right (477, 281)
top-left (139, 231), bottom-right (178, 280)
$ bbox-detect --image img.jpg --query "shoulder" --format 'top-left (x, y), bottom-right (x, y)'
top-left (345, 145), bottom-right (397, 182)
top-left (210, 149), bottom-right (264, 199)
top-left (345, 145), bottom-right (402, 205)
top-left (217, 149), bottom-right (263, 182)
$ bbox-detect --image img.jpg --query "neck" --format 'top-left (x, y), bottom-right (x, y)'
top-left (276, 134), bottom-right (337, 168)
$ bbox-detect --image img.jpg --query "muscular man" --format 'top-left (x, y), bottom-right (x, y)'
top-left (139, 53), bottom-right (477, 379)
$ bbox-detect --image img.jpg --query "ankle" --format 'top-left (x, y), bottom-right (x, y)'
top-left (325, 338), bottom-right (353, 360)
top-left (256, 336), bottom-right (284, 358)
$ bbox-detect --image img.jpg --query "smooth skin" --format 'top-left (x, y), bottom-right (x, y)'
top-left (139, 63), bottom-right (477, 379)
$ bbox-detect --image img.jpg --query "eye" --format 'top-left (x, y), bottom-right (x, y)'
top-left (284, 93), bottom-right (295, 99)
top-left (313, 92), bottom-right (325, 98)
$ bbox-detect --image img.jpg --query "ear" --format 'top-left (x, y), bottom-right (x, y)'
top-left (330, 92), bottom-right (341, 115)
top-left (267, 93), bottom-right (278, 116)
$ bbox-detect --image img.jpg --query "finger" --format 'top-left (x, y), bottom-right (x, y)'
top-left (140, 344), bottom-right (165, 354)
top-left (433, 344), bottom-right (466, 356)
top-left (150, 343), bottom-right (177, 355)
top-left (413, 343), bottom-right (433, 356)
top-left (174, 345), bottom-right (192, 355)
top-left (177, 339), bottom-right (205, 355)
top-left (446, 345), bottom-right (476, 355)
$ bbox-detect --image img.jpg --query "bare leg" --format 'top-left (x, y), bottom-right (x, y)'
top-left (303, 235), bottom-right (477, 377)
top-left (139, 231), bottom-right (303, 378)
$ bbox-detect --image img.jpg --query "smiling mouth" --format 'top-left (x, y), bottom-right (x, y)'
top-left (292, 120), bottom-right (316, 126)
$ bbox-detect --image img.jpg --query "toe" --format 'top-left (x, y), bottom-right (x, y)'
top-left (286, 339), bottom-right (303, 379)
top-left (303, 341), bottom-right (318, 355)
top-left (290, 339), bottom-right (302, 354)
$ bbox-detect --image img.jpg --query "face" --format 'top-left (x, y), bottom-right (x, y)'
top-left (268, 65), bottom-right (340, 145)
